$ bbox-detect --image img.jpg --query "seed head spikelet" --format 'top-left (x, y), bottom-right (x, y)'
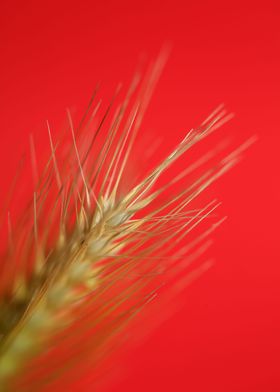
top-left (0, 54), bottom-right (255, 391)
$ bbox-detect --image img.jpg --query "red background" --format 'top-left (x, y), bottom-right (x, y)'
top-left (1, 1), bottom-right (280, 391)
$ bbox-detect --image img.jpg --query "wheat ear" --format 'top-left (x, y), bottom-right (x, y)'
top-left (0, 57), bottom-right (255, 390)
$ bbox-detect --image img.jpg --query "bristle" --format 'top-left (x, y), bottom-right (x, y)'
top-left (0, 54), bottom-right (255, 391)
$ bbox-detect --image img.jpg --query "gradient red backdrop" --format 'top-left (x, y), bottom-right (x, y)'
top-left (1, 1), bottom-right (280, 391)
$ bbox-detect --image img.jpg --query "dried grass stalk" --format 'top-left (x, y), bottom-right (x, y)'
top-left (0, 55), bottom-right (255, 391)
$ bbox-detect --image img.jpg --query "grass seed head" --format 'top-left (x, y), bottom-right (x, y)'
top-left (0, 54), bottom-right (255, 391)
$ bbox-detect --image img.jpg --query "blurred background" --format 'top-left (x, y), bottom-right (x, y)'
top-left (0, 0), bottom-right (279, 391)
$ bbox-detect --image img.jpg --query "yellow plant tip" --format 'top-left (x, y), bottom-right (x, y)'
top-left (0, 53), bottom-right (254, 391)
